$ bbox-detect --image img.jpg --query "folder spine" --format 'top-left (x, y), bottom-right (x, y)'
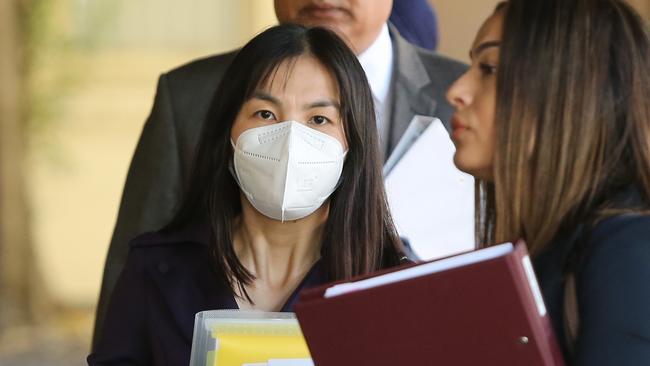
top-left (507, 243), bottom-right (565, 365)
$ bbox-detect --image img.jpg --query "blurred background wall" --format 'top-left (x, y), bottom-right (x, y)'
top-left (0, 0), bottom-right (648, 364)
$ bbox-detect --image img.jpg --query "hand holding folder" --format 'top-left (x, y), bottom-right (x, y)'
top-left (295, 242), bottom-right (565, 366)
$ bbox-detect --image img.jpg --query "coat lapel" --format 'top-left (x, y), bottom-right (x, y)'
top-left (386, 25), bottom-right (438, 156)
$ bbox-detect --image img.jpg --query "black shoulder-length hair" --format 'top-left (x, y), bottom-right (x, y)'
top-left (165, 24), bottom-right (404, 297)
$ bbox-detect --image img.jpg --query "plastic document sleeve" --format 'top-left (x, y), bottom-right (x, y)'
top-left (294, 242), bottom-right (565, 366)
top-left (189, 310), bottom-right (313, 366)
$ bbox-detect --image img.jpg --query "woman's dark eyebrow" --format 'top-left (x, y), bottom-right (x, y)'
top-left (304, 99), bottom-right (341, 111)
top-left (470, 40), bottom-right (501, 59)
top-left (251, 92), bottom-right (340, 110)
top-left (251, 91), bottom-right (281, 106)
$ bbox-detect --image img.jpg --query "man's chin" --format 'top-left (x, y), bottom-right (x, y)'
top-left (298, 6), bottom-right (349, 22)
top-left (292, 17), bottom-right (344, 31)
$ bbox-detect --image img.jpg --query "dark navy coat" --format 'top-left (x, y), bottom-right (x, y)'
top-left (87, 224), bottom-right (328, 366)
top-left (534, 188), bottom-right (650, 365)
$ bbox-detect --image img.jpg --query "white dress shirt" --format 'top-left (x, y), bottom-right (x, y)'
top-left (357, 24), bottom-right (394, 136)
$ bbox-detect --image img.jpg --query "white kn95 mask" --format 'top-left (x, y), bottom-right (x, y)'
top-left (232, 120), bottom-right (347, 221)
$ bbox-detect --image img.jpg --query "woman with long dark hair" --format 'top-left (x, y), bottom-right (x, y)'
top-left (89, 24), bottom-right (405, 365)
top-left (447, 0), bottom-right (650, 364)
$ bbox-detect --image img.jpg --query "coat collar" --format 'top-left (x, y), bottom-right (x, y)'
top-left (130, 220), bottom-right (210, 248)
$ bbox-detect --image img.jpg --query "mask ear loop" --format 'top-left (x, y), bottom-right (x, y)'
top-left (228, 139), bottom-right (241, 186)
top-left (330, 150), bottom-right (348, 193)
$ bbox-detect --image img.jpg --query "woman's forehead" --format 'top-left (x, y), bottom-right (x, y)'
top-left (253, 55), bottom-right (341, 100)
top-left (471, 12), bottom-right (504, 56)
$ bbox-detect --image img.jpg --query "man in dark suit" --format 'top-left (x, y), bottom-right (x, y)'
top-left (93, 0), bottom-right (467, 347)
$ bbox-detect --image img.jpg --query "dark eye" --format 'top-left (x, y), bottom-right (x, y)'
top-left (479, 63), bottom-right (498, 76)
top-left (255, 110), bottom-right (276, 120)
top-left (310, 115), bottom-right (330, 126)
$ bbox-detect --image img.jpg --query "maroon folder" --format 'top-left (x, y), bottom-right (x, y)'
top-left (295, 242), bottom-right (565, 366)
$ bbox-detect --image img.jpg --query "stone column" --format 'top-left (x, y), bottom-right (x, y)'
top-left (0, 0), bottom-right (36, 329)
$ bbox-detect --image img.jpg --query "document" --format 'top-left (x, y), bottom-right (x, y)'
top-left (384, 116), bottom-right (475, 260)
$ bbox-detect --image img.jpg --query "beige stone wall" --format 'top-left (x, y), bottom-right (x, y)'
top-left (628, 0), bottom-right (650, 18)
top-left (431, 0), bottom-right (650, 63)
top-left (431, 0), bottom-right (501, 62)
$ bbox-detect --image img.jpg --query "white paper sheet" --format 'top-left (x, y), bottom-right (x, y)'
top-left (384, 116), bottom-right (475, 260)
top-left (243, 360), bottom-right (314, 366)
top-left (268, 359), bottom-right (314, 366)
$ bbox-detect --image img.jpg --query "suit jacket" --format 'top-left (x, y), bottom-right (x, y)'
top-left (87, 224), bottom-right (328, 366)
top-left (93, 27), bottom-right (467, 345)
top-left (533, 187), bottom-right (650, 365)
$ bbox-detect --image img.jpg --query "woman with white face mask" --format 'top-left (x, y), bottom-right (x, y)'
top-left (89, 24), bottom-right (406, 366)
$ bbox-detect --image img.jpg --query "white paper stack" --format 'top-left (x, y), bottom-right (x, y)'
top-left (384, 116), bottom-right (475, 260)
top-left (244, 359), bottom-right (314, 366)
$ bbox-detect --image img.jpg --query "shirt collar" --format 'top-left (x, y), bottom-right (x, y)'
top-left (358, 24), bottom-right (394, 105)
